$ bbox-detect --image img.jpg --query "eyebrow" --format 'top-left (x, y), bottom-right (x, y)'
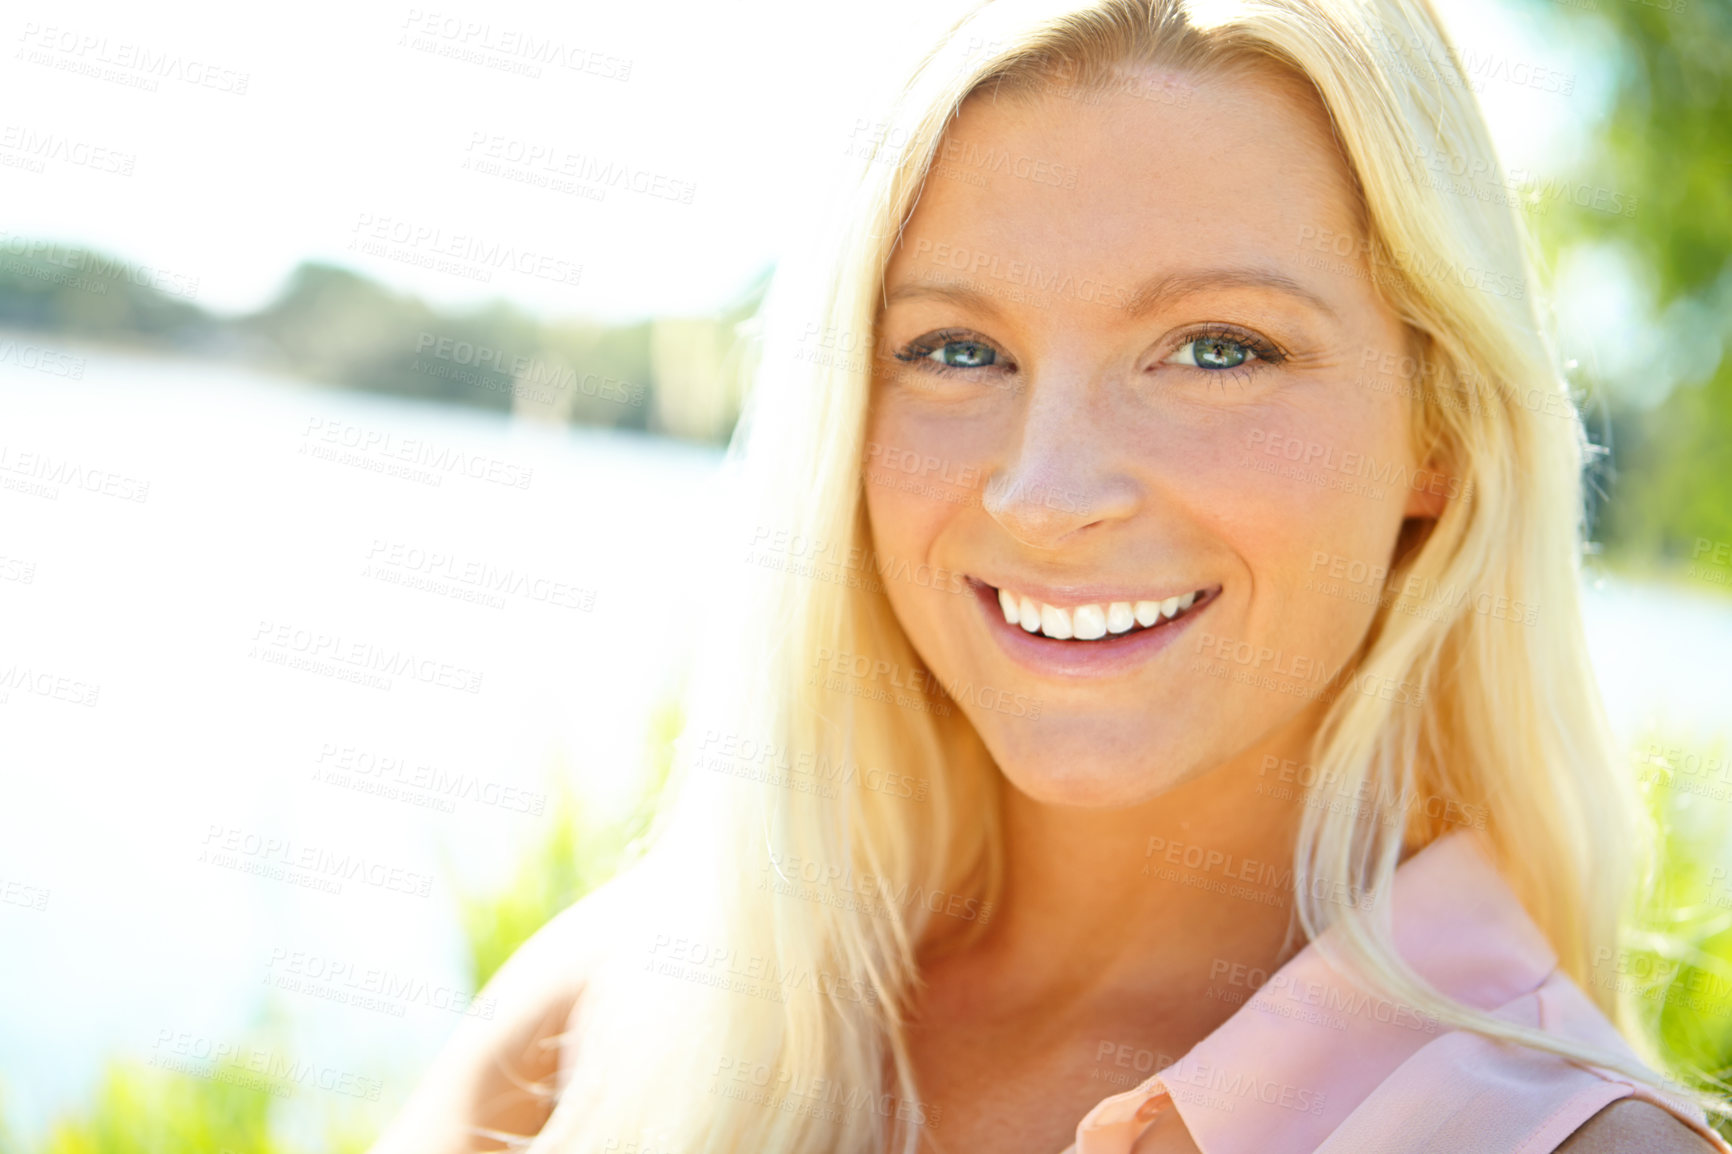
top-left (884, 265), bottom-right (1338, 322)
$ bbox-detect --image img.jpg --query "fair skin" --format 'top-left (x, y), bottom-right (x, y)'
top-left (862, 63), bottom-right (1431, 1154)
top-left (369, 62), bottom-right (1716, 1154)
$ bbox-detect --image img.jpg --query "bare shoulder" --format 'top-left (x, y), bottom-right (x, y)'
top-left (367, 868), bottom-right (641, 1154)
top-left (1556, 1098), bottom-right (1723, 1153)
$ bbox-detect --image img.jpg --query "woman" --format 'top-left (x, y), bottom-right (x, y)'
top-left (371, 0), bottom-right (1732, 1150)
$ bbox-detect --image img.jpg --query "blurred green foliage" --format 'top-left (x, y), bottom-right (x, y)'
top-left (454, 696), bottom-right (678, 989)
top-left (0, 252), bottom-right (764, 443)
top-left (0, 1), bottom-right (1726, 571)
top-left (241, 265), bottom-right (660, 433)
top-left (1520, 0), bottom-right (1732, 571)
top-left (8, 713), bottom-right (1731, 1147)
top-left (0, 699), bottom-right (681, 1154)
top-left (0, 5), bottom-right (1728, 1147)
top-left (26, 1063), bottom-right (371, 1154)
top-left (0, 246), bottom-right (205, 339)
top-left (1625, 730), bottom-right (1732, 1136)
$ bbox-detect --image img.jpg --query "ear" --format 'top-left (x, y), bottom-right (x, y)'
top-left (1403, 461), bottom-right (1450, 521)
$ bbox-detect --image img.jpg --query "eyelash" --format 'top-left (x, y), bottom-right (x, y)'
top-left (1171, 325), bottom-right (1289, 389)
top-left (891, 328), bottom-right (1012, 378)
top-left (888, 325), bottom-right (1289, 388)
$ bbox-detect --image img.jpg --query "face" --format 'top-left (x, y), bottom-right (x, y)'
top-left (863, 65), bottom-right (1446, 808)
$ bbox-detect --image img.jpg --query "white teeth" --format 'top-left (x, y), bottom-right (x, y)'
top-left (995, 586), bottom-right (1206, 642)
top-left (1106, 602), bottom-right (1136, 634)
top-left (1018, 595), bottom-right (1040, 633)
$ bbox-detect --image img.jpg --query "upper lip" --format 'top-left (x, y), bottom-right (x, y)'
top-left (968, 574), bottom-right (1218, 610)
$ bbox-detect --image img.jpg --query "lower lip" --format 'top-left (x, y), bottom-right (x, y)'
top-left (970, 579), bottom-right (1219, 679)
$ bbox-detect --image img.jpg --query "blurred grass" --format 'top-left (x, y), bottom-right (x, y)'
top-left (0, 698), bottom-right (680, 1154)
top-left (455, 697), bottom-right (678, 989)
top-left (6, 711), bottom-right (1731, 1148)
top-left (1625, 729), bottom-right (1732, 1134)
top-left (25, 1063), bottom-right (372, 1154)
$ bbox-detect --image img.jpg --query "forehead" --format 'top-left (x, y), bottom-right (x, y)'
top-left (886, 65), bottom-right (1365, 302)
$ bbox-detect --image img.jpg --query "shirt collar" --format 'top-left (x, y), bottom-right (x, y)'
top-left (1073, 828), bottom-right (1557, 1154)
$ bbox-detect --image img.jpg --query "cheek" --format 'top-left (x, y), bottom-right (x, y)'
top-left (862, 407), bottom-right (955, 595)
top-left (1213, 404), bottom-right (1413, 656)
top-left (1205, 398), bottom-right (1408, 533)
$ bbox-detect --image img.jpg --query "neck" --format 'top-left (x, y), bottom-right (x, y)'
top-left (951, 705), bottom-right (1328, 1025)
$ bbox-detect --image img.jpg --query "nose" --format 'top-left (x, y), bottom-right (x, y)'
top-left (981, 370), bottom-right (1139, 550)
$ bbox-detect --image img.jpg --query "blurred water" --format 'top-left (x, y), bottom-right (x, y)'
top-left (0, 345), bottom-right (724, 1142)
top-left (0, 347), bottom-right (1727, 1145)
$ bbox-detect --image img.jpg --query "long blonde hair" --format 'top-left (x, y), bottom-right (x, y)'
top-left (531, 1), bottom-right (1719, 1150)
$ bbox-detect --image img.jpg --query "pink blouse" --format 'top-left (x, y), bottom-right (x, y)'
top-left (1064, 828), bottom-right (1731, 1153)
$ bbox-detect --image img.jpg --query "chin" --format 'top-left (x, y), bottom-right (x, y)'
top-left (981, 722), bottom-right (1195, 809)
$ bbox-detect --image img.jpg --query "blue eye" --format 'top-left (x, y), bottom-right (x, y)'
top-left (895, 330), bottom-right (1003, 373)
top-left (926, 339), bottom-right (996, 368)
top-left (1167, 335), bottom-right (1256, 369)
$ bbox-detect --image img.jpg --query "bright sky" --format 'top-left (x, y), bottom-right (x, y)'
top-left (1, 0), bottom-right (1615, 325)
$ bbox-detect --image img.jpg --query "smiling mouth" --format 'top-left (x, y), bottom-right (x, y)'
top-left (977, 581), bottom-right (1219, 642)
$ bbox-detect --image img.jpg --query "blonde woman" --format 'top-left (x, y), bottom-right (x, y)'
top-left (371, 0), bottom-right (1732, 1151)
